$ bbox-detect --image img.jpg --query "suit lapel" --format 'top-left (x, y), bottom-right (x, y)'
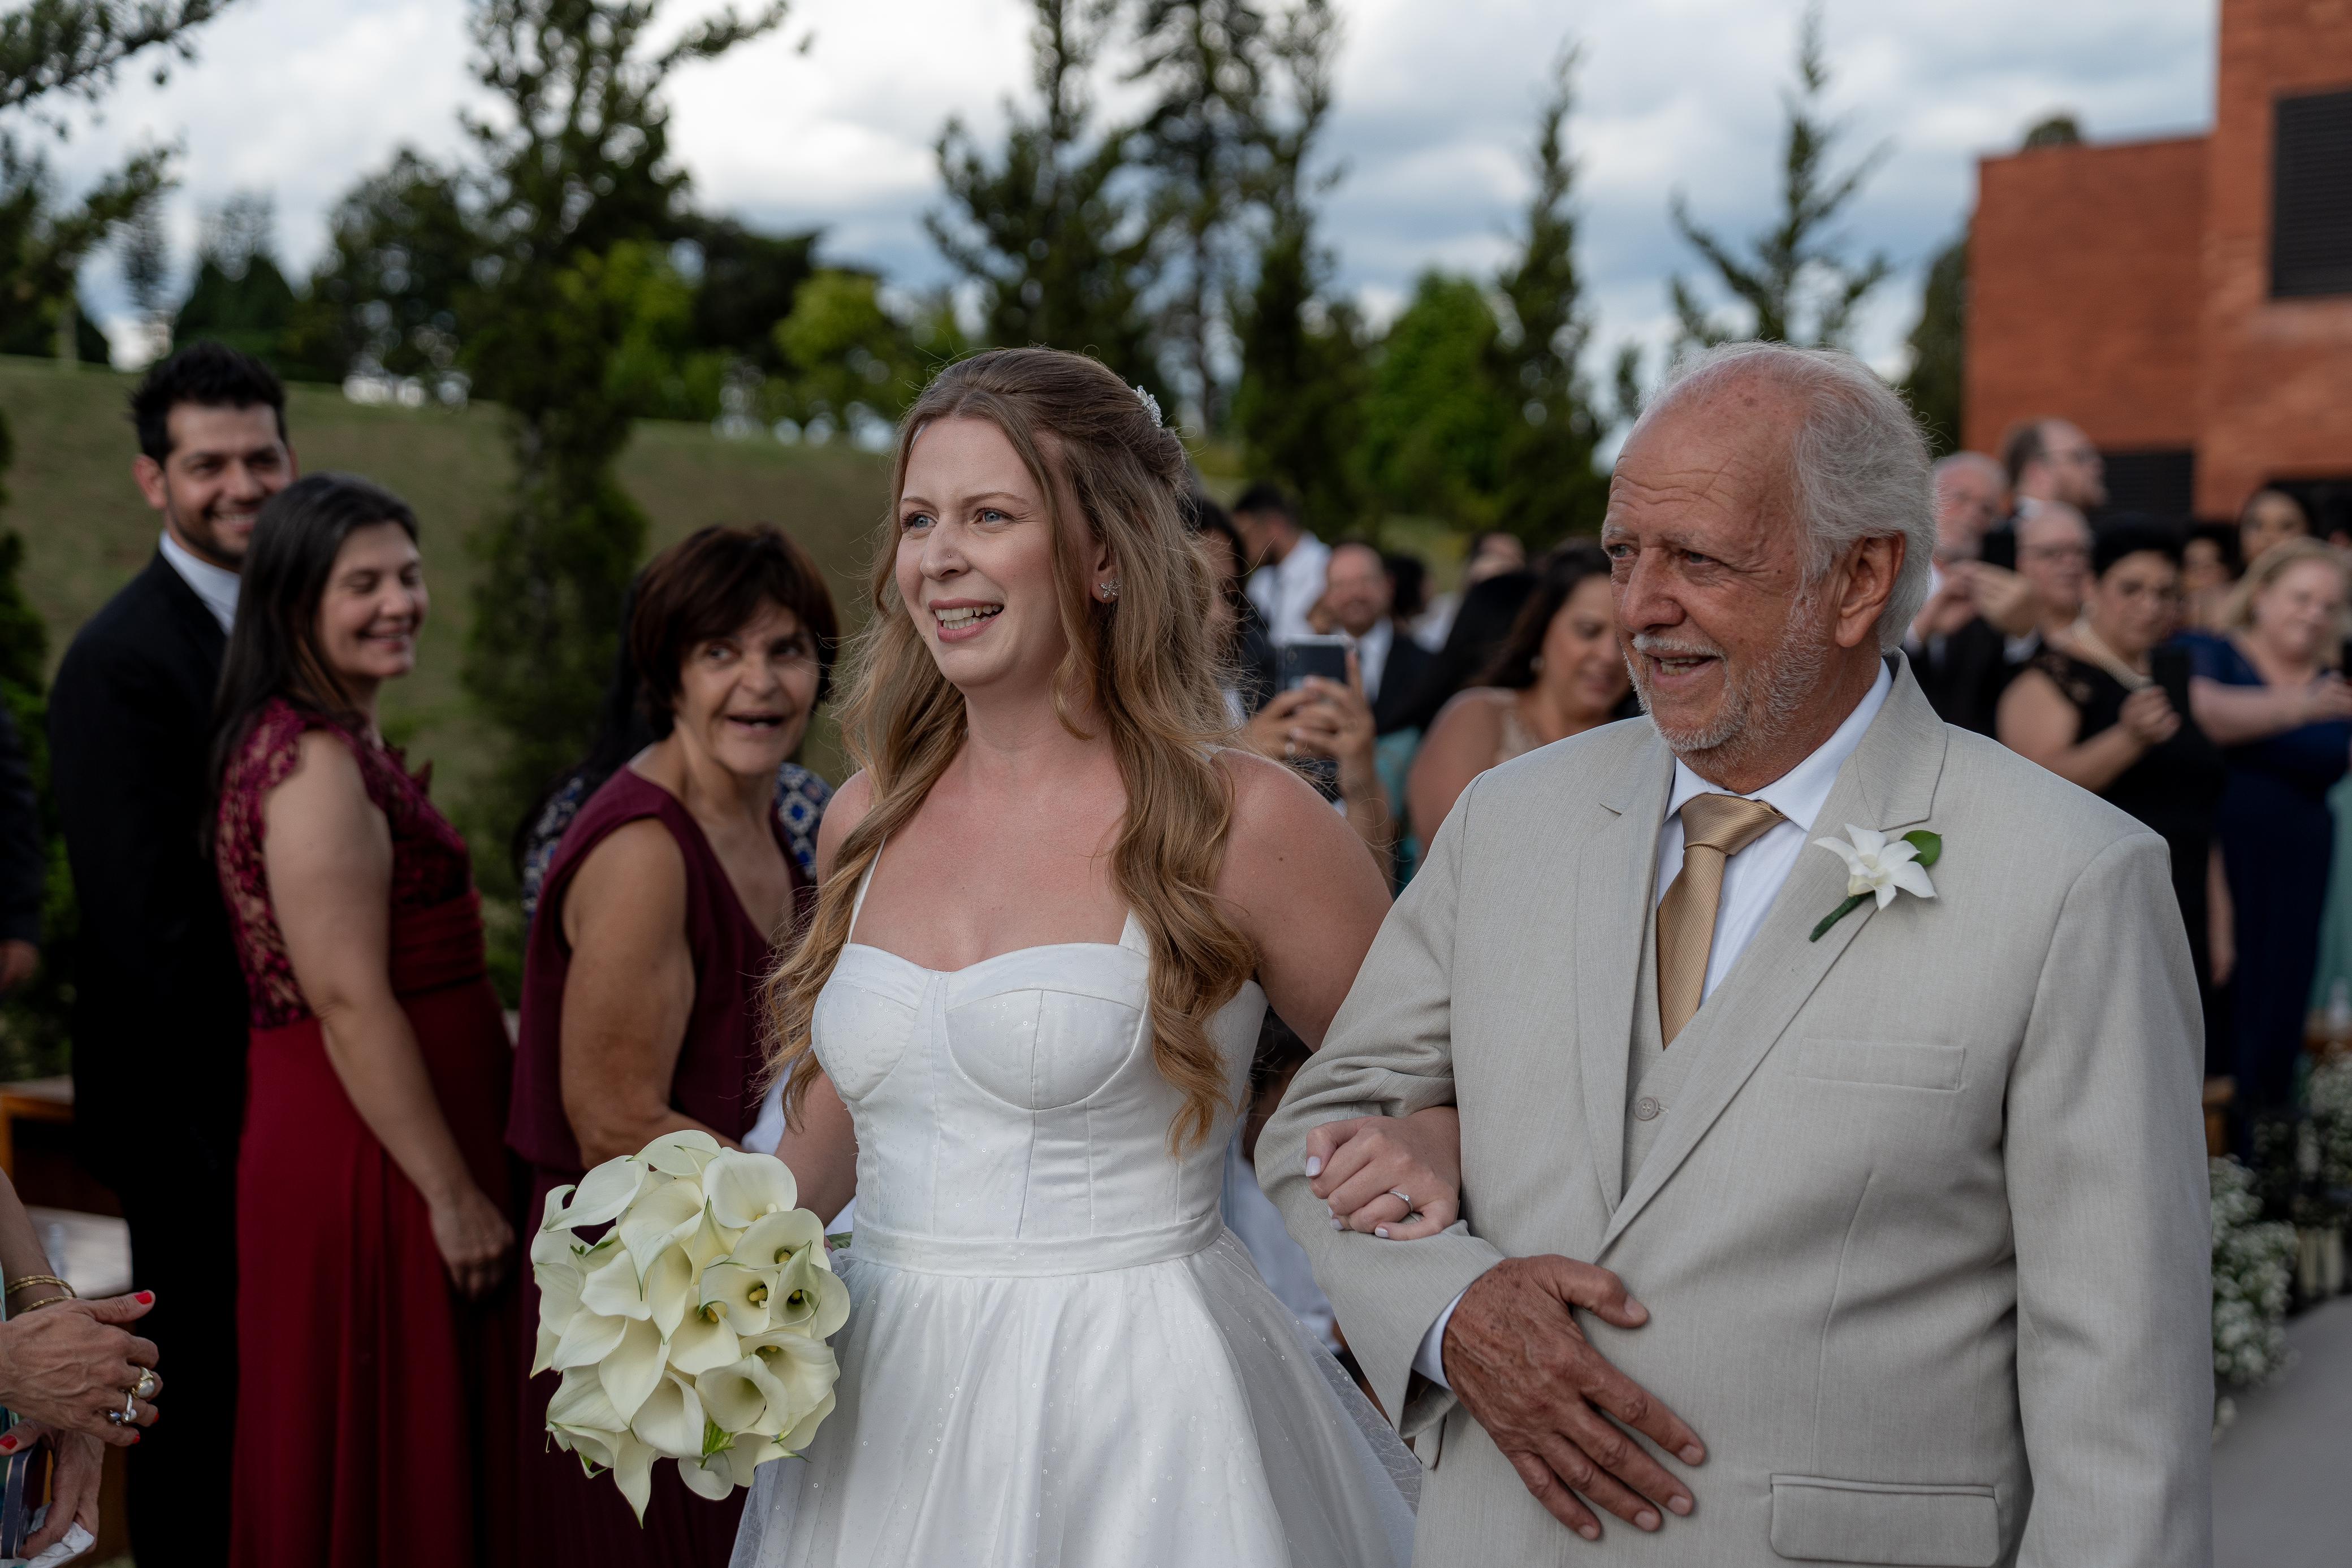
top-left (1596, 665), bottom-right (1949, 1255)
top-left (1577, 731), bottom-right (1675, 1212)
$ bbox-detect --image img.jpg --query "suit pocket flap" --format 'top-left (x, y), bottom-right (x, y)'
top-left (1769, 1474), bottom-right (1999, 1566)
top-left (1792, 1037), bottom-right (1964, 1091)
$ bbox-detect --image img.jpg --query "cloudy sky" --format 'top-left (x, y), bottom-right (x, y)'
top-left (43, 0), bottom-right (2216, 382)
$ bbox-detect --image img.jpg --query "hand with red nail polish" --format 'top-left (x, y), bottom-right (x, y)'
top-left (0, 1292), bottom-right (161, 1446)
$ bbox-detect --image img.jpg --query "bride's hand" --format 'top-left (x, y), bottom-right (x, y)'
top-left (1304, 1107), bottom-right (1461, 1240)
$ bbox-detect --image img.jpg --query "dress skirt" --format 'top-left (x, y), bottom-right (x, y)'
top-left (729, 1227), bottom-right (1419, 1568)
top-left (229, 894), bottom-right (520, 1568)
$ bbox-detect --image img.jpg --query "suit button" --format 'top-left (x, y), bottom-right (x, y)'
top-left (1634, 1096), bottom-right (1662, 1121)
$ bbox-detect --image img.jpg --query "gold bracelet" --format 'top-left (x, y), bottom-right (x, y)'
top-left (16, 1295), bottom-right (70, 1313)
top-left (4, 1275), bottom-right (70, 1297)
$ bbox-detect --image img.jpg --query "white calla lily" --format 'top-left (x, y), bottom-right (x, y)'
top-left (642, 1243), bottom-right (697, 1339)
top-left (549, 1303), bottom-right (629, 1371)
top-left (618, 1178), bottom-right (704, 1277)
top-left (694, 1356), bottom-right (772, 1436)
top-left (639, 1128), bottom-right (723, 1177)
top-left (740, 1330), bottom-right (841, 1437)
top-left (554, 1158), bottom-right (648, 1231)
top-left (547, 1363), bottom-right (626, 1440)
top-left (677, 1452), bottom-right (739, 1501)
top-left (704, 1148), bottom-right (799, 1229)
top-left (667, 1302), bottom-right (743, 1376)
top-left (1814, 825), bottom-right (1937, 908)
top-left (779, 1388), bottom-right (837, 1455)
top-left (577, 1240), bottom-right (652, 1322)
top-left (699, 1261), bottom-right (778, 1336)
top-left (630, 1371), bottom-right (709, 1460)
top-left (684, 1205), bottom-right (742, 1272)
top-left (733, 1209), bottom-right (824, 1269)
top-left (611, 1434), bottom-right (658, 1523)
top-left (721, 1434), bottom-right (789, 1487)
top-left (769, 1248), bottom-right (851, 1339)
top-left (600, 1315), bottom-right (669, 1425)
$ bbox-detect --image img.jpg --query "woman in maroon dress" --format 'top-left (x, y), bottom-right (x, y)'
top-left (210, 474), bottom-right (517, 1566)
top-left (509, 525), bottom-right (840, 1565)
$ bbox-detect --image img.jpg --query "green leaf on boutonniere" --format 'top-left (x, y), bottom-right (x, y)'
top-left (1903, 830), bottom-right (1942, 868)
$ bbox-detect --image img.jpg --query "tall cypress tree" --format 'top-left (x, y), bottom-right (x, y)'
top-left (1665, 2), bottom-right (1891, 350)
top-left (1902, 231), bottom-right (1966, 457)
top-left (927, 0), bottom-right (1167, 404)
top-left (459, 0), bottom-right (786, 855)
top-left (1488, 44), bottom-right (1607, 544)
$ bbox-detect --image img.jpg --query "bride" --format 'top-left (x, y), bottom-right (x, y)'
top-left (735, 348), bottom-right (1456, 1566)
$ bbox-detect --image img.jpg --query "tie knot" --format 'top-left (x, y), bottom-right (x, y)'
top-left (1679, 792), bottom-right (1785, 856)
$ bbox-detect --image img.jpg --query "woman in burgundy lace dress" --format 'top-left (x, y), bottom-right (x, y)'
top-left (211, 474), bottom-right (517, 1567)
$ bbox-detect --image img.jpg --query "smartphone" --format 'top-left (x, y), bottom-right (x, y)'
top-left (2151, 644), bottom-right (2191, 720)
top-left (1278, 636), bottom-right (1350, 692)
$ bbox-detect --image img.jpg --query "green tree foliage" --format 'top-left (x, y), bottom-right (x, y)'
top-left (0, 0), bottom-right (237, 116)
top-left (171, 190), bottom-right (300, 369)
top-left (1356, 272), bottom-right (1511, 529)
top-left (1129, 0), bottom-right (1273, 431)
top-left (929, 0), bottom-right (1167, 403)
top-left (1902, 230), bottom-right (1965, 457)
top-left (678, 214), bottom-right (818, 375)
top-left (1226, 0), bottom-right (1364, 530)
top-left (1666, 2), bottom-right (1890, 350)
top-left (283, 149), bottom-right (478, 386)
top-left (0, 135), bottom-right (167, 357)
top-left (459, 0), bottom-right (787, 852)
top-left (2020, 112), bottom-right (2082, 150)
top-left (770, 268), bottom-right (959, 437)
top-left (1488, 44), bottom-right (1607, 544)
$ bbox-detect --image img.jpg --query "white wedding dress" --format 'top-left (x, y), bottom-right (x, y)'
top-left (731, 861), bottom-right (1417, 1567)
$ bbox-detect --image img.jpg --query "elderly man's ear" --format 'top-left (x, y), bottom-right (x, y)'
top-left (1829, 534), bottom-right (1906, 650)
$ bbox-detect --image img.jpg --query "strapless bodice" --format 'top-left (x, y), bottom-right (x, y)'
top-left (812, 912), bottom-right (1269, 1275)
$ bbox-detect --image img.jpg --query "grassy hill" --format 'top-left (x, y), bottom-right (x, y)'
top-left (0, 353), bottom-right (893, 824)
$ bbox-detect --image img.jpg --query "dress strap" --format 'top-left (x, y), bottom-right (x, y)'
top-left (846, 836), bottom-right (885, 943)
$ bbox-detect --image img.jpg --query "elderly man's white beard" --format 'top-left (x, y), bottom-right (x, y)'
top-left (1627, 587), bottom-right (1830, 772)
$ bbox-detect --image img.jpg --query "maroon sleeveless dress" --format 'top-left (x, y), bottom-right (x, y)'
top-left (507, 766), bottom-right (810, 1566)
top-left (214, 699), bottom-right (518, 1568)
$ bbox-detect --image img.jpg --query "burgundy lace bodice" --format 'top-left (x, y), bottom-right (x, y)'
top-left (215, 698), bottom-right (474, 1030)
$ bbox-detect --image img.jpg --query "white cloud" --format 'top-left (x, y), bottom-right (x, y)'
top-left (40, 0), bottom-right (2215, 388)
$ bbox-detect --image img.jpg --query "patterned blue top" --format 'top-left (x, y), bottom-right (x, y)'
top-left (518, 761), bottom-right (832, 927)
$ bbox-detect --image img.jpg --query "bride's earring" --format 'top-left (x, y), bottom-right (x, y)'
top-left (1098, 580), bottom-right (1121, 602)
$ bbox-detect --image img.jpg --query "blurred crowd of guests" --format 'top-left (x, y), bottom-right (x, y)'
top-left (10, 339), bottom-right (2351, 1564)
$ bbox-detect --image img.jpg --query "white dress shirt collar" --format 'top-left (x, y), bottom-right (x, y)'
top-left (1664, 660), bottom-right (1893, 837)
top-left (158, 529), bottom-right (240, 633)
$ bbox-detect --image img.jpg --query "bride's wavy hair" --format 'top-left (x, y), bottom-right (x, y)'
top-left (764, 349), bottom-right (1255, 1152)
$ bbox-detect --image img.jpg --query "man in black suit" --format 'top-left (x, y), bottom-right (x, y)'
top-left (1318, 539), bottom-right (1436, 735)
top-left (48, 342), bottom-right (294, 1567)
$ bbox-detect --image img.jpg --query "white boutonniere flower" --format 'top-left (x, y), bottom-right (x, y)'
top-left (1809, 825), bottom-right (1940, 941)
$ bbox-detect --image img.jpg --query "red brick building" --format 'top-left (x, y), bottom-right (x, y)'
top-left (1966, 0), bottom-right (2352, 528)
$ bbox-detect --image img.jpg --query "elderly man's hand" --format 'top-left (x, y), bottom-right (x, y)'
top-left (1444, 1257), bottom-right (1703, 1542)
top-left (0, 1292), bottom-right (161, 1445)
top-left (1957, 562), bottom-right (2041, 638)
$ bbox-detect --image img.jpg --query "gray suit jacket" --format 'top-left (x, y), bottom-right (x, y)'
top-left (1261, 662), bottom-right (2213, 1568)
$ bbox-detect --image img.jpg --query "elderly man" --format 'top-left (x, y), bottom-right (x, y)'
top-left (1263, 341), bottom-right (2211, 1566)
top-left (1909, 453), bottom-right (2038, 734)
top-left (2012, 501), bottom-right (2094, 658)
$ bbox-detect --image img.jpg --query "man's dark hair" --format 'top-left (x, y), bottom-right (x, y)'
top-left (1231, 481), bottom-right (1295, 522)
top-left (1998, 419), bottom-right (2053, 489)
top-left (131, 340), bottom-right (288, 464)
top-left (2092, 517), bottom-right (2185, 579)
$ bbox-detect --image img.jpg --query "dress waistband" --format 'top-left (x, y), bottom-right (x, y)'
top-left (848, 1208), bottom-right (1225, 1278)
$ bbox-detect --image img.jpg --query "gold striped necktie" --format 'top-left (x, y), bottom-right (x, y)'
top-left (1656, 793), bottom-right (1787, 1046)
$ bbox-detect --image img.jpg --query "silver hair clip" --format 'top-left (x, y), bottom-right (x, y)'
top-left (1132, 384), bottom-right (1163, 428)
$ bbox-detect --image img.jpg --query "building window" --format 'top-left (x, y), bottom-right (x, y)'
top-left (2272, 88), bottom-right (2352, 298)
top-left (2100, 449), bottom-right (2196, 521)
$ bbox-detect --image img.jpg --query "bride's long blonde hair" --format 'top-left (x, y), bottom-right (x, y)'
top-left (764, 349), bottom-right (1256, 1151)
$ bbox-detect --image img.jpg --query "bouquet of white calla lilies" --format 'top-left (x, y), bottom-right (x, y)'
top-left (531, 1129), bottom-right (848, 1518)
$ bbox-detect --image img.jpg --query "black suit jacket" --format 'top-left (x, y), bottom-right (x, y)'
top-left (1909, 616), bottom-right (2018, 737)
top-left (49, 554), bottom-right (248, 1185)
top-left (1371, 625), bottom-right (1436, 736)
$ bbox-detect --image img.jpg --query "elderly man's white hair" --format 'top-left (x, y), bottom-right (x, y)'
top-left (1638, 340), bottom-right (1935, 654)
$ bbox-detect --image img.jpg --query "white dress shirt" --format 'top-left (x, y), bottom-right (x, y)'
top-left (159, 529), bottom-right (240, 633)
top-left (1409, 662), bottom-right (1894, 1387)
top-left (1246, 532), bottom-right (1331, 647)
top-left (1351, 617), bottom-right (1394, 705)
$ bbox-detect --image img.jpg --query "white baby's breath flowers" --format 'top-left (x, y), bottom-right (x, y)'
top-left (533, 1130), bottom-right (848, 1517)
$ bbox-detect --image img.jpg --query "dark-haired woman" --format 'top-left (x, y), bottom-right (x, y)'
top-left (211, 474), bottom-right (517, 1567)
top-left (1998, 523), bottom-right (2226, 1054)
top-left (1407, 544), bottom-right (1631, 838)
top-left (508, 525), bottom-right (840, 1566)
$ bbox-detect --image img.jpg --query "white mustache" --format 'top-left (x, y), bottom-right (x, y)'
top-left (1630, 634), bottom-right (1722, 660)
